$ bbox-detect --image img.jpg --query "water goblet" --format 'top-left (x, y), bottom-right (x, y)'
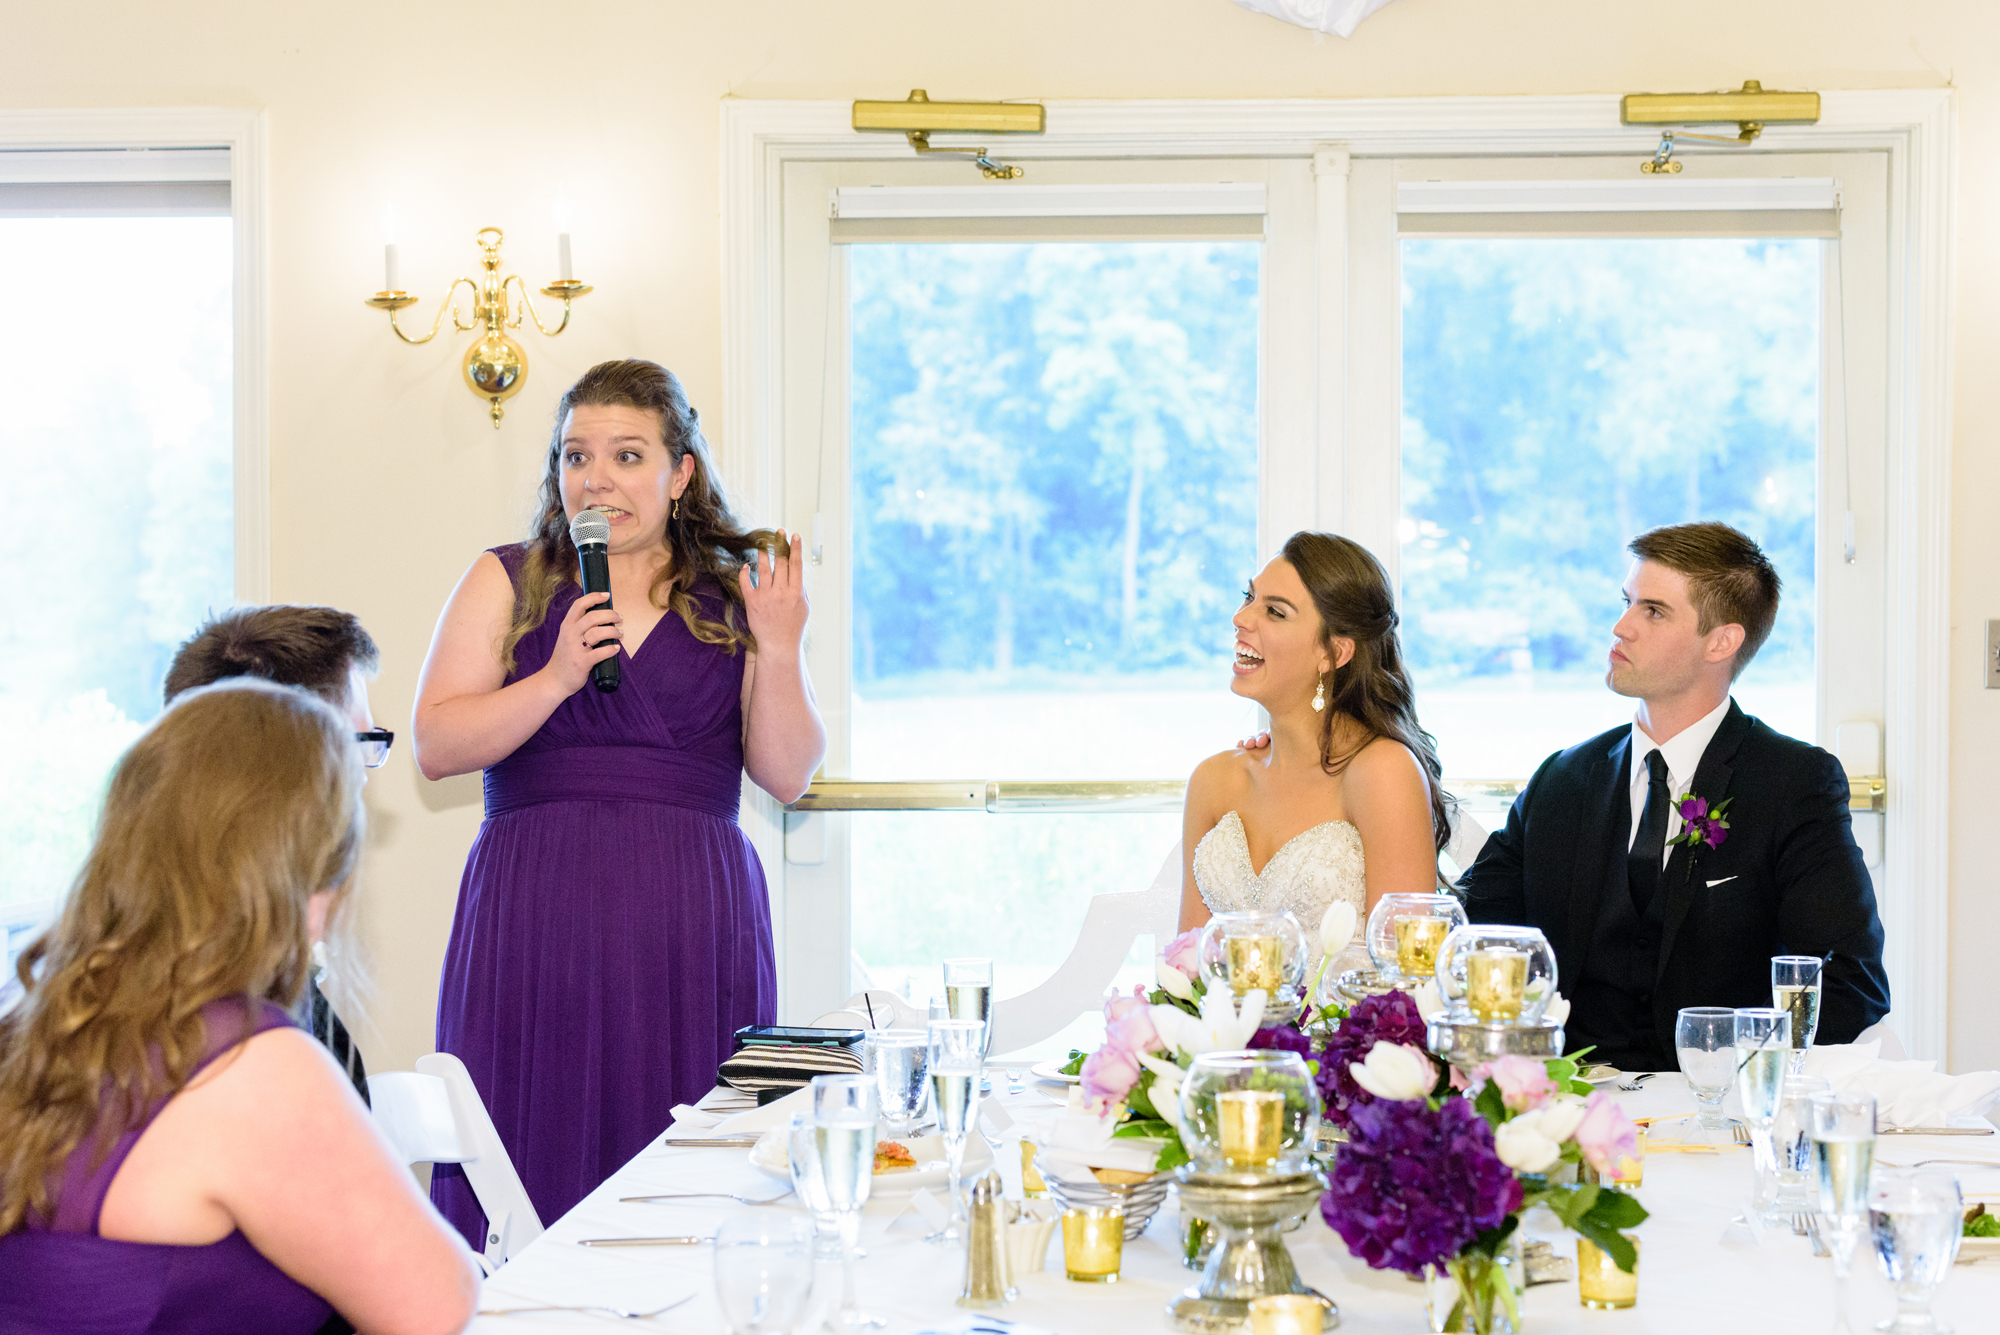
top-left (926, 1017), bottom-right (986, 1244)
top-left (1774, 1075), bottom-right (1833, 1210)
top-left (862, 1028), bottom-right (929, 1137)
top-left (1812, 1089), bottom-right (1879, 1335)
top-left (1869, 1166), bottom-right (1963, 1334)
top-left (1774, 955), bottom-right (1826, 1075)
top-left (943, 957), bottom-right (995, 1062)
top-left (812, 1073), bottom-right (885, 1329)
top-left (714, 1210), bottom-right (819, 1335)
top-left (1675, 1006), bottom-right (1737, 1131)
top-left (787, 1113), bottom-right (841, 1259)
top-left (1734, 1006), bottom-right (1791, 1224)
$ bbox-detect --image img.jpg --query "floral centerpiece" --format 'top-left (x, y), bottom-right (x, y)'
top-left (1317, 1003), bottom-right (1648, 1335)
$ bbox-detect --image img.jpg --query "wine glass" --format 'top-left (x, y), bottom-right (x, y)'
top-left (787, 1113), bottom-right (841, 1261)
top-left (1774, 955), bottom-right (1825, 1076)
top-left (714, 1211), bottom-right (818, 1335)
top-left (926, 1017), bottom-right (986, 1244)
top-left (943, 957), bottom-right (995, 1062)
top-left (812, 1073), bottom-right (885, 1329)
top-left (1774, 1075), bottom-right (1833, 1210)
top-left (862, 1028), bottom-right (929, 1138)
top-left (1812, 1089), bottom-right (1879, 1335)
top-left (1869, 1167), bottom-right (1963, 1334)
top-left (1734, 1007), bottom-right (1791, 1225)
top-left (1675, 1006), bottom-right (1737, 1131)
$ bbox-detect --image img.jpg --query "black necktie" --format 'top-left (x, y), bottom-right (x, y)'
top-left (1628, 749), bottom-right (1671, 916)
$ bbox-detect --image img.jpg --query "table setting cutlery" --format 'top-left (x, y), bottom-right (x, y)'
top-left (1879, 1126), bottom-right (1996, 1136)
top-left (577, 1234), bottom-right (713, 1247)
top-left (656, 1135), bottom-right (764, 1147)
top-left (479, 1296), bottom-right (694, 1319)
top-left (620, 1188), bottom-right (796, 1206)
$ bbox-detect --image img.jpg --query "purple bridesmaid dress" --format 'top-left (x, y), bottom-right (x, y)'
top-left (429, 544), bottom-right (777, 1244)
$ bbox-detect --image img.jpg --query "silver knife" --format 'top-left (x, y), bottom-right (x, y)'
top-left (578, 1235), bottom-right (712, 1247)
top-left (1879, 1127), bottom-right (1996, 1136)
top-left (657, 1136), bottom-right (762, 1147)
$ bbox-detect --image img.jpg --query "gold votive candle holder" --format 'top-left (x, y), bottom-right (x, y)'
top-left (1465, 947), bottom-right (1529, 1021)
top-left (1217, 1088), bottom-right (1286, 1167)
top-left (1020, 1139), bottom-right (1048, 1197)
top-left (1576, 1237), bottom-right (1640, 1309)
top-left (1393, 914), bottom-right (1450, 976)
top-left (1061, 1206), bottom-right (1124, 1282)
top-left (1226, 935), bottom-right (1285, 994)
top-left (1248, 1294), bottom-right (1325, 1335)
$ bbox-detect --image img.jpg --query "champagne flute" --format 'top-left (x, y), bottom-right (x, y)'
top-left (1676, 1006), bottom-right (1738, 1131)
top-left (1734, 1007), bottom-right (1791, 1225)
top-left (943, 957), bottom-right (995, 1063)
top-left (1869, 1167), bottom-right (1963, 1334)
top-left (926, 1017), bottom-right (986, 1244)
top-left (787, 1112), bottom-right (840, 1261)
top-left (1774, 955), bottom-right (1825, 1076)
top-left (862, 1029), bottom-right (929, 1138)
top-left (1812, 1089), bottom-right (1879, 1335)
top-left (812, 1074), bottom-right (885, 1329)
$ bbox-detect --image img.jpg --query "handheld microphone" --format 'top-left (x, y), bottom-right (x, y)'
top-left (568, 509), bottom-right (621, 694)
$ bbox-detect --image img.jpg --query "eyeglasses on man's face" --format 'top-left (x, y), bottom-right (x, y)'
top-left (355, 728), bottom-right (394, 768)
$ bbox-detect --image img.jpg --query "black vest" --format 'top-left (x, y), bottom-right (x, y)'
top-left (1568, 776), bottom-right (1674, 1070)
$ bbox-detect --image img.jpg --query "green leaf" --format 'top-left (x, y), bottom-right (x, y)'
top-left (1574, 1216), bottom-right (1639, 1274)
top-left (1472, 1078), bottom-right (1508, 1126)
top-left (1466, 1215), bottom-right (1519, 1259)
top-left (1155, 1136), bottom-right (1191, 1172)
top-left (1113, 1118), bottom-right (1175, 1140)
top-left (1545, 1181), bottom-right (1600, 1231)
top-left (1966, 1213), bottom-right (2000, 1238)
top-left (1545, 1057), bottom-right (1579, 1082)
top-left (1127, 1082), bottom-right (1160, 1121)
top-left (1583, 1188), bottom-right (1650, 1230)
top-left (1059, 1049), bottom-right (1086, 1076)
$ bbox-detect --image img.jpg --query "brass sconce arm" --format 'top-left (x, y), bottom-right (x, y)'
top-left (365, 276), bottom-right (481, 346)
top-left (503, 273), bottom-right (592, 338)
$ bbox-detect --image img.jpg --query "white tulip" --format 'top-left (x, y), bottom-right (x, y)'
top-left (1348, 1041), bottom-right (1436, 1102)
top-left (1137, 1051), bottom-right (1186, 1131)
top-left (1410, 981), bottom-right (1447, 1021)
top-left (1318, 902), bottom-right (1358, 958)
top-left (1535, 1092), bottom-right (1589, 1144)
top-left (1493, 1112), bottom-right (1563, 1173)
top-left (1151, 989), bottom-right (1265, 1059)
top-left (1155, 957), bottom-right (1196, 1001)
top-left (1543, 990), bottom-right (1571, 1025)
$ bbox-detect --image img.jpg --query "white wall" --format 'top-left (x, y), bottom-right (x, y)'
top-left (6, 0), bottom-right (1998, 1073)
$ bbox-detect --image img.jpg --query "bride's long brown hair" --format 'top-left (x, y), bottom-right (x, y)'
top-left (1282, 531), bottom-right (1453, 854)
top-left (499, 359), bottom-right (785, 674)
top-left (0, 681), bottom-right (362, 1231)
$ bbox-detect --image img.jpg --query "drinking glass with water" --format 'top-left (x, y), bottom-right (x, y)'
top-left (1869, 1167), bottom-right (1963, 1334)
top-left (714, 1211), bottom-right (819, 1335)
top-left (926, 1017), bottom-right (987, 1245)
top-left (1773, 955), bottom-right (1825, 1076)
top-left (862, 1029), bottom-right (930, 1138)
top-left (812, 1073), bottom-right (885, 1329)
top-left (1675, 1006), bottom-right (1738, 1131)
top-left (1773, 1075), bottom-right (1832, 1210)
top-left (1811, 1089), bottom-right (1878, 1335)
top-left (1734, 1007), bottom-right (1791, 1224)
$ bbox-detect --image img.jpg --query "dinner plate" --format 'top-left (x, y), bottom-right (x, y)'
top-left (1578, 1065), bottom-right (1624, 1086)
top-left (1031, 1059), bottom-right (1082, 1085)
top-left (1958, 1234), bottom-right (2000, 1264)
top-left (749, 1129), bottom-right (995, 1194)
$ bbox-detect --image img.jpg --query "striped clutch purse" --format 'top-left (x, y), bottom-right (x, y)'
top-left (718, 1040), bottom-right (864, 1095)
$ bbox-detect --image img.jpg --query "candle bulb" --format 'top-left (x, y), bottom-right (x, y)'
top-left (1225, 935), bottom-right (1284, 995)
top-left (557, 231), bottom-right (573, 282)
top-left (383, 242), bottom-right (400, 293)
top-left (1216, 1089), bottom-right (1285, 1168)
top-left (1466, 947), bottom-right (1529, 1022)
top-left (1577, 1237), bottom-right (1640, 1309)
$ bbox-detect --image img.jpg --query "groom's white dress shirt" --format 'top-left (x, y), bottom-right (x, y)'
top-left (1626, 694), bottom-right (1733, 863)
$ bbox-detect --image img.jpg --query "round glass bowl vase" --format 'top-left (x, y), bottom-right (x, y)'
top-left (1198, 910), bottom-right (1309, 1024)
top-left (1364, 893), bottom-right (1468, 986)
top-left (1435, 925), bottom-right (1559, 1026)
top-left (1177, 1051), bottom-right (1321, 1177)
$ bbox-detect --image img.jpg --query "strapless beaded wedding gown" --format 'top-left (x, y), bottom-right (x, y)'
top-left (1192, 811), bottom-right (1367, 959)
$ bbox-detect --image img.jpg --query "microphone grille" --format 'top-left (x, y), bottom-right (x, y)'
top-left (568, 508), bottom-right (611, 547)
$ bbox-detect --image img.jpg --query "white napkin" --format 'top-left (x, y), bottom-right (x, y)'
top-left (1034, 1110), bottom-right (1165, 1178)
top-left (661, 1086), bottom-right (812, 1140)
top-left (1801, 1041), bottom-right (2000, 1129)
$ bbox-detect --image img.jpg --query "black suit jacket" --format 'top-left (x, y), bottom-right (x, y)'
top-left (1458, 701), bottom-right (1890, 1062)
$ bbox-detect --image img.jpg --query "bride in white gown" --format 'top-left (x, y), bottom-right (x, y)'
top-left (1180, 532), bottom-right (1451, 958)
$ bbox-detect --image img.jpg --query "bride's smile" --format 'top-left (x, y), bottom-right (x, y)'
top-left (1229, 560), bottom-right (1344, 709)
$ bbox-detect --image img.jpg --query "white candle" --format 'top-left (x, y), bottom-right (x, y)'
top-left (383, 242), bottom-right (401, 293)
top-left (557, 232), bottom-right (573, 282)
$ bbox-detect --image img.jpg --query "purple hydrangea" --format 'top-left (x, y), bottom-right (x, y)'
top-left (1317, 990), bottom-right (1433, 1131)
top-left (1320, 1095), bottom-right (1523, 1275)
top-left (1250, 1023), bottom-right (1313, 1062)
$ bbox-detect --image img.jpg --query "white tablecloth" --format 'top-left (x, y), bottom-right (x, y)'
top-left (469, 1074), bottom-right (2000, 1332)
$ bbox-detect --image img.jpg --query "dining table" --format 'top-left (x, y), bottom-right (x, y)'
top-left (466, 1072), bottom-right (2000, 1333)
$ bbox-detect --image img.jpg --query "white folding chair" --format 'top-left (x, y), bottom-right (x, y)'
top-left (368, 1052), bottom-right (542, 1271)
top-left (1441, 805), bottom-right (1491, 885)
top-left (985, 840), bottom-right (1183, 1057)
top-left (1854, 1020), bottom-right (1909, 1061)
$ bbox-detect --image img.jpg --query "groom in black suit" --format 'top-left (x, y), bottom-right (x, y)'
top-left (1458, 522), bottom-right (1890, 1072)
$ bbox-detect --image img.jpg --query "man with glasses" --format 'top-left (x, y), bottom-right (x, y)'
top-left (163, 605), bottom-right (387, 1104)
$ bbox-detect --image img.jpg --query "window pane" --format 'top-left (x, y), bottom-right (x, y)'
top-left (848, 240), bottom-right (1262, 781)
top-left (0, 217), bottom-right (233, 909)
top-left (1399, 238), bottom-right (1818, 779)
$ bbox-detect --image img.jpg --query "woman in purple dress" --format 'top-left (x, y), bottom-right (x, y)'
top-left (413, 359), bottom-right (824, 1242)
top-left (0, 680), bottom-right (478, 1335)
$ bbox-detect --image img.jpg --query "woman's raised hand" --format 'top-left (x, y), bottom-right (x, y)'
top-left (742, 533), bottom-right (809, 650)
top-left (544, 591), bottom-right (622, 694)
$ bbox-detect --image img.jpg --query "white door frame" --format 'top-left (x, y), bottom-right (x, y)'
top-left (720, 91), bottom-right (1954, 1060)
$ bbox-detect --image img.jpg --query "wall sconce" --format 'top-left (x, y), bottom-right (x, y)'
top-left (364, 223), bottom-right (592, 427)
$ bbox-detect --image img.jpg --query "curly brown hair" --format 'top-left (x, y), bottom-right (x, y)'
top-left (500, 359), bottom-right (785, 674)
top-left (0, 680), bottom-right (363, 1232)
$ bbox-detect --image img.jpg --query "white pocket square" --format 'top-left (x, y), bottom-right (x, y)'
top-left (1706, 875), bottom-right (1739, 887)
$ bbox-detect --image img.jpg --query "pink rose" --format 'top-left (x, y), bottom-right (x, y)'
top-left (1573, 1090), bottom-right (1641, 1177)
top-left (1080, 1044), bottom-right (1141, 1111)
top-left (1477, 1054), bottom-right (1557, 1113)
top-left (1104, 986), bottom-right (1164, 1056)
top-left (1163, 929), bottom-right (1202, 980)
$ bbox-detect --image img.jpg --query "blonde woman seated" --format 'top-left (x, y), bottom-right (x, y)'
top-left (0, 681), bottom-right (478, 1335)
top-left (1180, 532), bottom-right (1452, 957)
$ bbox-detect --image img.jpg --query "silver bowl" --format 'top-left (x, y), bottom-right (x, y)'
top-left (1042, 1168), bottom-right (1174, 1240)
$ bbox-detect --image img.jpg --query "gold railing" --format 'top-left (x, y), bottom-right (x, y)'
top-left (787, 775), bottom-right (1888, 815)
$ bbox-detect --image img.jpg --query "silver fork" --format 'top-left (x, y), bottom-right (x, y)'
top-left (1007, 1068), bottom-right (1026, 1096)
top-left (1801, 1212), bottom-right (1830, 1257)
top-left (480, 1294), bottom-right (693, 1319)
top-left (1616, 1072), bottom-right (1657, 1093)
top-left (620, 1188), bottom-right (794, 1206)
top-left (1732, 1122), bottom-right (1753, 1145)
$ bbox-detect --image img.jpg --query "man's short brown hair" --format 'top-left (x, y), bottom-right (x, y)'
top-left (1627, 523), bottom-right (1781, 679)
top-left (163, 605), bottom-right (379, 707)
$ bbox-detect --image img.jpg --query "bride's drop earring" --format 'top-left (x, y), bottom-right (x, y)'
top-left (1311, 674), bottom-right (1326, 712)
top-left (672, 496), bottom-right (680, 520)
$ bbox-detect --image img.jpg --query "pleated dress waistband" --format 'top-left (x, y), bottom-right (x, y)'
top-left (483, 745), bottom-right (742, 823)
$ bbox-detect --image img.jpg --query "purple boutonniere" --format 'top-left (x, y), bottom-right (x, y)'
top-left (1667, 791), bottom-right (1732, 850)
